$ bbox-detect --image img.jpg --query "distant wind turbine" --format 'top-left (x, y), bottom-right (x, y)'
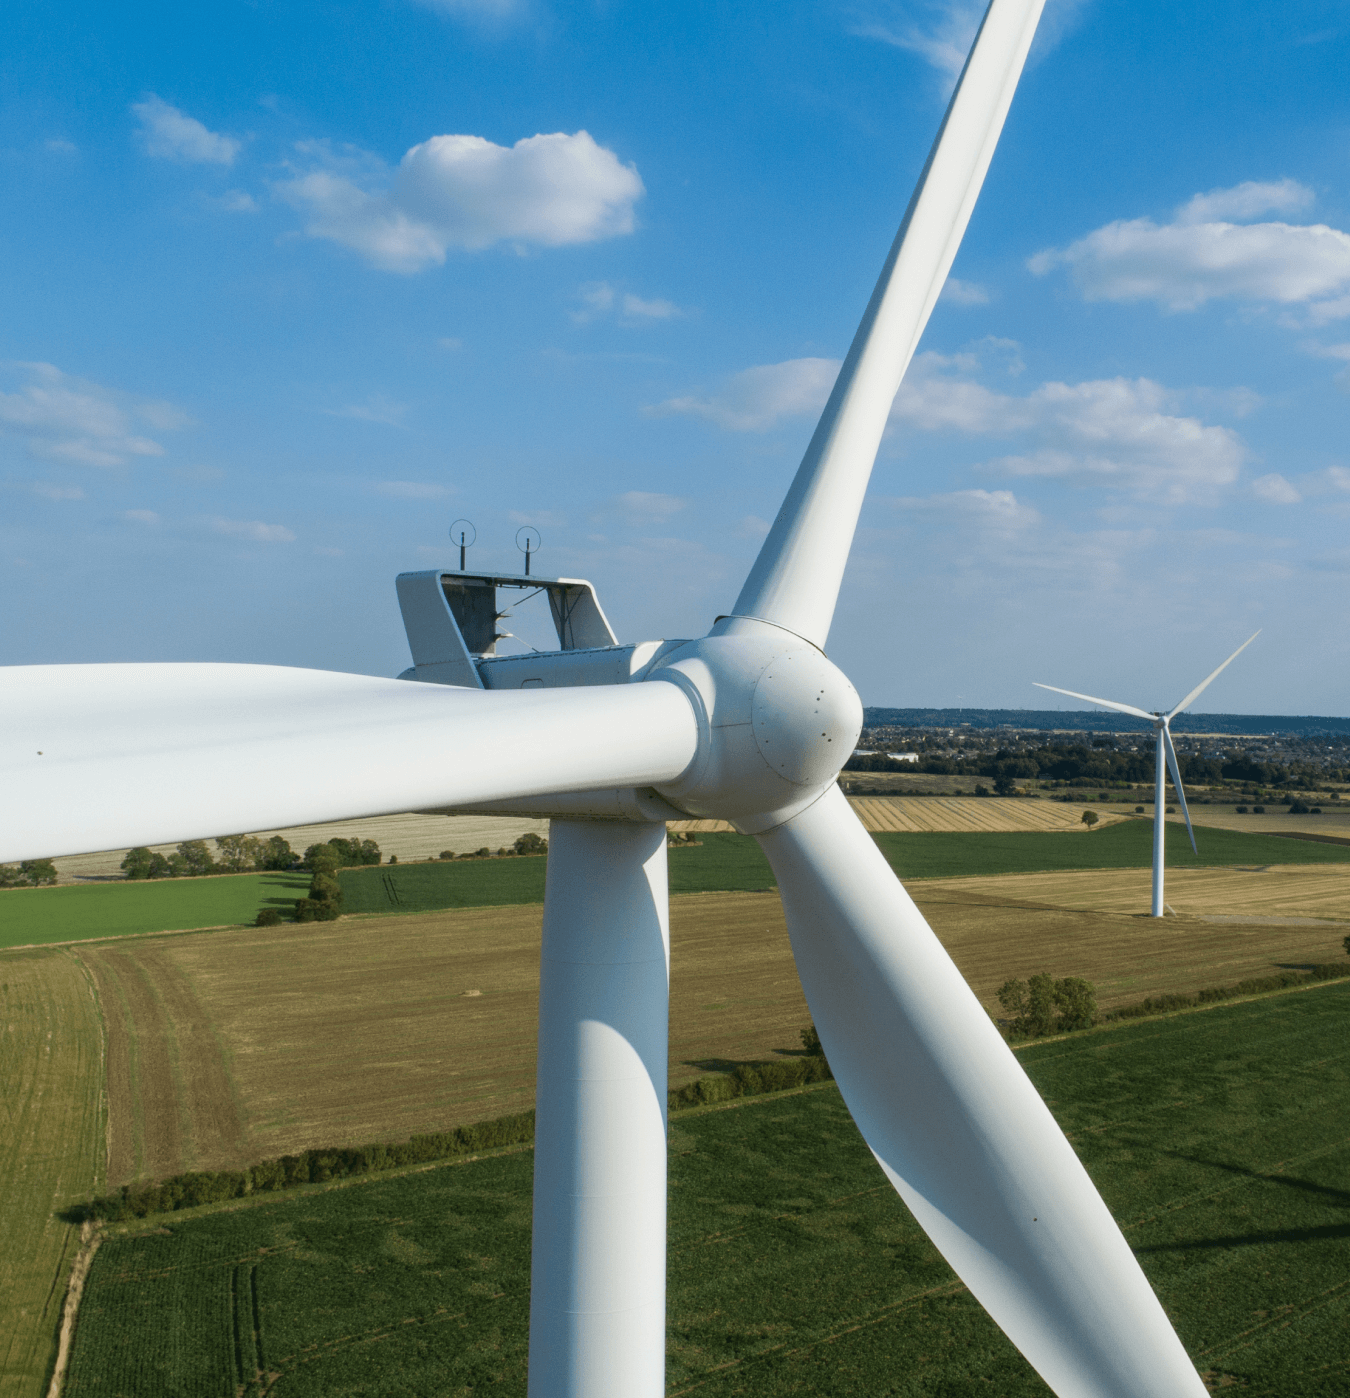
top-left (1035, 633), bottom-right (1260, 918)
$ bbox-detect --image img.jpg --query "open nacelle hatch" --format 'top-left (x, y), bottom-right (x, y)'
top-left (396, 569), bottom-right (658, 691)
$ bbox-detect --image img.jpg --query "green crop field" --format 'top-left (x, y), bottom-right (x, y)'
top-left (0, 948), bottom-right (105, 1398)
top-left (6, 823), bottom-right (1345, 946)
top-left (0, 873), bottom-right (311, 950)
top-left (63, 981), bottom-right (1350, 1396)
top-left (341, 823), bottom-right (1350, 918)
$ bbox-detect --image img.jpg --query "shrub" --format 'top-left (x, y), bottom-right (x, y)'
top-left (513, 832), bottom-right (548, 856)
top-left (439, 850), bottom-right (455, 860)
top-left (974, 783), bottom-right (991, 797)
top-left (304, 843), bottom-right (342, 875)
top-left (255, 908), bottom-right (283, 927)
top-left (997, 974), bottom-right (1097, 1038)
top-left (176, 840), bottom-right (216, 876)
top-left (260, 836), bottom-right (297, 870)
top-left (1253, 805), bottom-right (1265, 814)
top-left (1165, 806), bottom-right (1175, 814)
top-left (120, 847), bottom-right (155, 880)
top-left (1290, 799), bottom-right (1311, 815)
top-left (1236, 805), bottom-right (1248, 813)
top-left (1135, 805), bottom-right (1145, 814)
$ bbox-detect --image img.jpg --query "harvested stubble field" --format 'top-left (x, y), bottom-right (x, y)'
top-left (63, 851), bottom-right (1350, 1194)
top-left (63, 982), bottom-right (1350, 1396)
top-left (0, 948), bottom-right (104, 1398)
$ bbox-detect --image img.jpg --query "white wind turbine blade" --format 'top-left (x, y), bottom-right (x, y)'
top-left (0, 663), bottom-right (698, 863)
top-left (1161, 724), bottom-right (1197, 855)
top-left (1032, 682), bottom-right (1155, 722)
top-left (733, 0), bottom-right (1047, 648)
top-left (1166, 631), bottom-right (1260, 719)
top-left (758, 786), bottom-right (1207, 1397)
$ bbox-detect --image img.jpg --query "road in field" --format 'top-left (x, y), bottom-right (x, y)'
top-left (0, 948), bottom-right (104, 1398)
top-left (70, 861), bottom-right (1350, 1189)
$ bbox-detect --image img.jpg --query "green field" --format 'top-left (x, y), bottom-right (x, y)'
top-left (6, 823), bottom-right (1345, 946)
top-left (0, 874), bottom-right (311, 950)
top-left (0, 948), bottom-right (105, 1398)
top-left (63, 982), bottom-right (1350, 1396)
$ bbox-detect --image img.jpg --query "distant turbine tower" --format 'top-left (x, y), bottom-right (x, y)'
top-left (1035, 633), bottom-right (1260, 917)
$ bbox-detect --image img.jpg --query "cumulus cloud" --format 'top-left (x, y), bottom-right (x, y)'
top-left (653, 346), bottom-right (1246, 504)
top-left (276, 130), bottom-right (643, 273)
top-left (1029, 179), bottom-right (1350, 315)
top-left (647, 357), bottom-right (840, 431)
top-left (132, 95), bottom-right (239, 165)
top-left (0, 362), bottom-right (189, 467)
top-left (1251, 473), bottom-right (1301, 504)
top-left (211, 517), bottom-right (295, 543)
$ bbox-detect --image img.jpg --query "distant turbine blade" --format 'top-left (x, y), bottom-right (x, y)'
top-left (732, 0), bottom-right (1047, 648)
top-left (1167, 631), bottom-right (1261, 718)
top-left (0, 663), bottom-right (699, 863)
top-left (1162, 724), bottom-right (1197, 855)
top-left (757, 787), bottom-right (1208, 1397)
top-left (1032, 682), bottom-right (1155, 722)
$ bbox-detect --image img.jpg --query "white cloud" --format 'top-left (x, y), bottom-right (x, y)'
top-left (123, 508), bottom-right (160, 524)
top-left (1029, 179), bottom-right (1350, 314)
top-left (438, 336), bottom-right (464, 350)
top-left (277, 130), bottom-right (643, 273)
top-left (1175, 178), bottom-right (1313, 225)
top-left (941, 277), bottom-right (990, 306)
top-left (1307, 340), bottom-right (1350, 388)
top-left (32, 482), bottom-right (85, 500)
top-left (892, 488), bottom-right (1040, 531)
top-left (374, 480), bottom-right (451, 499)
top-left (647, 357), bottom-right (839, 431)
top-left (412, 0), bottom-right (525, 18)
top-left (573, 281), bottom-right (682, 323)
top-left (211, 517), bottom-right (295, 543)
top-left (0, 362), bottom-right (188, 467)
top-left (326, 394), bottom-right (409, 427)
top-left (852, 0), bottom-right (1089, 85)
top-left (1251, 473), bottom-right (1302, 504)
top-left (205, 189), bottom-right (259, 213)
top-left (616, 490), bottom-right (686, 522)
top-left (132, 95), bottom-right (239, 166)
top-left (44, 138), bottom-right (78, 155)
top-left (736, 514), bottom-right (772, 539)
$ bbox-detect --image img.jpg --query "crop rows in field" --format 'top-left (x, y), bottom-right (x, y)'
top-left (63, 982), bottom-right (1350, 1396)
top-left (0, 948), bottom-right (105, 1398)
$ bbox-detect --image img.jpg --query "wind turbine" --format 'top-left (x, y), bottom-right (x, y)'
top-left (1036, 632), bottom-right (1260, 918)
top-left (0, 2), bottom-right (1211, 1395)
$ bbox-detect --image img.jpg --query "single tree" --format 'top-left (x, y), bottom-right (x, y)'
top-left (176, 840), bottom-right (216, 876)
top-left (514, 832), bottom-right (548, 856)
top-left (1081, 810), bottom-right (1099, 829)
top-left (121, 847), bottom-right (155, 880)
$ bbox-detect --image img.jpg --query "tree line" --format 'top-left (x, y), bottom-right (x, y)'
top-left (121, 835), bottom-right (381, 881)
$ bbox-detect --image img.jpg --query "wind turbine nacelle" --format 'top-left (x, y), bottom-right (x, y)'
top-left (398, 571), bottom-right (861, 832)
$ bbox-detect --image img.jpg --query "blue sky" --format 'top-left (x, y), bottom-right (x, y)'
top-left (3, 0), bottom-right (1348, 714)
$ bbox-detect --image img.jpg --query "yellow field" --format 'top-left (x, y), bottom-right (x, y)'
top-left (673, 794), bottom-right (1127, 835)
top-left (49, 859), bottom-right (1347, 1193)
top-left (0, 948), bottom-right (105, 1398)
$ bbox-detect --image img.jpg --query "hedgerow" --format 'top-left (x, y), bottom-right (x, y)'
top-left (69, 1032), bottom-right (831, 1223)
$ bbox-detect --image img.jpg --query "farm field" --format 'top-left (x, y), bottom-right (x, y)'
top-left (62, 982), bottom-right (1350, 1396)
top-left (0, 948), bottom-right (104, 1398)
top-left (0, 872), bottom-right (310, 951)
top-left (55, 859), bottom-right (1350, 1192)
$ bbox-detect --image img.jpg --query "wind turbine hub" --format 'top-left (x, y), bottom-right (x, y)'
top-left (646, 618), bottom-right (862, 834)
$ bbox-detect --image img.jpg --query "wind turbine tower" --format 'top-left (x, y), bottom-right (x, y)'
top-left (1036, 633), bottom-right (1260, 917)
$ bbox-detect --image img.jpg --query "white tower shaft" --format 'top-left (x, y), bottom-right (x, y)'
top-left (528, 819), bottom-right (671, 1398)
top-left (1152, 726), bottom-right (1166, 918)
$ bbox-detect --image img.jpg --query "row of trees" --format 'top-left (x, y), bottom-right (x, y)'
top-left (0, 858), bottom-right (58, 888)
top-left (846, 742), bottom-right (1337, 790)
top-left (121, 835), bottom-right (382, 881)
